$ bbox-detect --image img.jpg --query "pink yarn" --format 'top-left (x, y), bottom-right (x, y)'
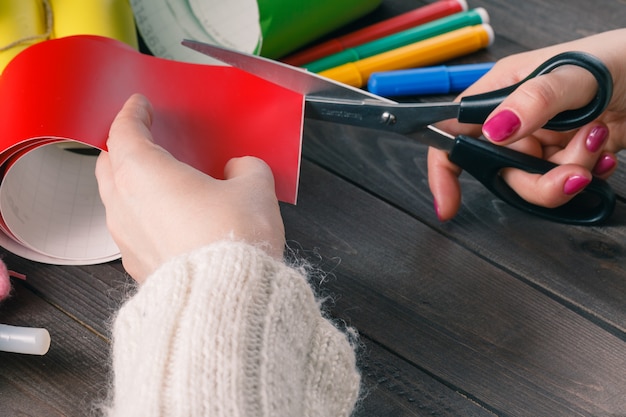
top-left (0, 260), bottom-right (26, 301)
top-left (0, 260), bottom-right (11, 300)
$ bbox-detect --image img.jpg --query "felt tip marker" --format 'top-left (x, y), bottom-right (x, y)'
top-left (305, 8), bottom-right (489, 73)
top-left (368, 62), bottom-right (495, 97)
top-left (281, 0), bottom-right (468, 66)
top-left (0, 324), bottom-right (51, 355)
top-left (319, 24), bottom-right (495, 88)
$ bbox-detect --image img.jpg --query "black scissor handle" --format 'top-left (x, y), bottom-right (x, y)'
top-left (457, 51), bottom-right (613, 131)
top-left (449, 135), bottom-right (615, 225)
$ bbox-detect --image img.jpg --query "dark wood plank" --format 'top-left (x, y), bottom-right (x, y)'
top-left (0, 282), bottom-right (109, 416)
top-left (281, 161), bottom-right (626, 416)
top-left (467, 0), bottom-right (626, 48)
top-left (354, 338), bottom-right (496, 417)
top-left (369, 0), bottom-right (626, 50)
top-left (301, 121), bottom-right (626, 338)
top-left (1, 1), bottom-right (624, 416)
top-left (0, 256), bottom-right (130, 338)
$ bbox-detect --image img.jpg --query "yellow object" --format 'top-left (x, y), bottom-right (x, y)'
top-left (0, 0), bottom-right (48, 71)
top-left (50, 0), bottom-right (137, 48)
top-left (319, 24), bottom-right (494, 88)
top-left (0, 0), bottom-right (138, 74)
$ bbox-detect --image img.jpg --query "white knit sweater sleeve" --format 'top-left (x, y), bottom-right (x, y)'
top-left (105, 241), bottom-right (360, 417)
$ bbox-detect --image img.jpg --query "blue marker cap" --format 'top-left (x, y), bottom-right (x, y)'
top-left (368, 62), bottom-right (495, 97)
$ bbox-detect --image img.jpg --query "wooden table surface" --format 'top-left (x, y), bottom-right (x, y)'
top-left (1, 1), bottom-right (626, 416)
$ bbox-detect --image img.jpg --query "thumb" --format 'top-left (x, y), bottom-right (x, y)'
top-left (106, 94), bottom-right (155, 157)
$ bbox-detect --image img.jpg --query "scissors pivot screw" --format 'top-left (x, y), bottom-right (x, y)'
top-left (380, 111), bottom-right (397, 125)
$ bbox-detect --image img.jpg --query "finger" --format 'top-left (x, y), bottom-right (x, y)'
top-left (224, 156), bottom-right (276, 187)
top-left (427, 147), bottom-right (463, 221)
top-left (546, 124), bottom-right (609, 169)
top-left (481, 65), bottom-right (597, 144)
top-left (106, 93), bottom-right (155, 160)
top-left (501, 164), bottom-right (592, 208)
top-left (223, 156), bottom-right (285, 259)
top-left (94, 150), bottom-right (114, 202)
top-left (592, 153), bottom-right (618, 178)
top-left (493, 123), bottom-right (611, 210)
top-left (106, 94), bottom-right (178, 185)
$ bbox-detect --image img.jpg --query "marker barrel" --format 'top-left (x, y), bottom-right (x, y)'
top-left (368, 62), bottom-right (494, 96)
top-left (282, 0), bottom-right (467, 66)
top-left (319, 24), bottom-right (494, 88)
top-left (305, 8), bottom-right (488, 73)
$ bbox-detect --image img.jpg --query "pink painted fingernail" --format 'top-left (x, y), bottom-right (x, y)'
top-left (585, 126), bottom-right (609, 152)
top-left (482, 110), bottom-right (521, 142)
top-left (563, 175), bottom-right (591, 195)
top-left (434, 199), bottom-right (443, 222)
top-left (593, 154), bottom-right (617, 175)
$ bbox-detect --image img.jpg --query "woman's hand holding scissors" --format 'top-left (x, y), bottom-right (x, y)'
top-left (428, 28), bottom-right (626, 221)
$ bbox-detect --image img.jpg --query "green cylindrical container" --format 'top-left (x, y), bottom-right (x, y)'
top-left (131, 0), bottom-right (381, 63)
top-left (257, 0), bottom-right (381, 58)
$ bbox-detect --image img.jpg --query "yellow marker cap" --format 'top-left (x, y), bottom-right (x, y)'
top-left (320, 24), bottom-right (494, 88)
top-left (320, 62), bottom-right (366, 87)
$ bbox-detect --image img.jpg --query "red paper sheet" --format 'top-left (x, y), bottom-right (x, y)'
top-left (0, 35), bottom-right (304, 264)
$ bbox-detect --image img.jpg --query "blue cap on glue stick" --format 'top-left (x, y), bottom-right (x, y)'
top-left (367, 62), bottom-right (495, 97)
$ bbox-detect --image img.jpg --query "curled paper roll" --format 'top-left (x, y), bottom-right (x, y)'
top-left (0, 35), bottom-right (303, 265)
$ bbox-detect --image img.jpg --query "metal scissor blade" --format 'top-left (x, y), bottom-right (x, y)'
top-left (305, 97), bottom-right (460, 135)
top-left (411, 126), bottom-right (456, 152)
top-left (181, 39), bottom-right (392, 103)
top-left (182, 39), bottom-right (460, 149)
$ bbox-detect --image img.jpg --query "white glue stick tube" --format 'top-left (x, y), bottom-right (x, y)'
top-left (0, 324), bottom-right (51, 355)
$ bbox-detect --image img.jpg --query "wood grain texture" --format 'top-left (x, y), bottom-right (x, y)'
top-left (1, 1), bottom-right (625, 416)
top-left (302, 121), bottom-right (626, 336)
top-left (0, 282), bottom-right (110, 416)
top-left (355, 337), bottom-right (497, 416)
top-left (282, 161), bottom-right (626, 417)
top-left (1, 256), bottom-right (131, 337)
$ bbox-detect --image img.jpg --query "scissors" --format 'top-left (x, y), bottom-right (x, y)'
top-left (182, 40), bottom-right (615, 225)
